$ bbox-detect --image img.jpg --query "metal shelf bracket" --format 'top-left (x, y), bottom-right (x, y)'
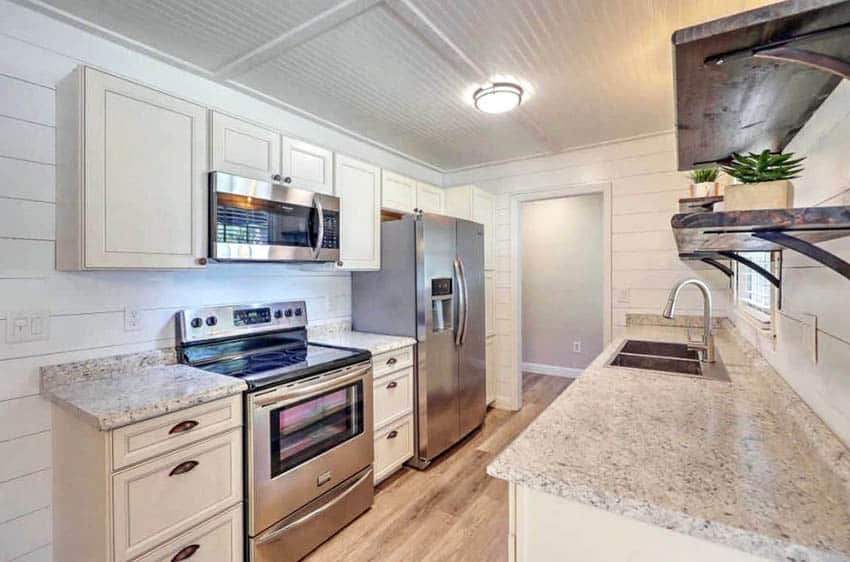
top-left (752, 231), bottom-right (850, 282)
top-left (753, 46), bottom-right (850, 80)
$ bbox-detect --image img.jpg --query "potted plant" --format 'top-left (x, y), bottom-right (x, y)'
top-left (721, 150), bottom-right (805, 211)
top-left (688, 167), bottom-right (719, 197)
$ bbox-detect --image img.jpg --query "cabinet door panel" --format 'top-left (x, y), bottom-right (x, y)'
top-left (485, 270), bottom-right (496, 337)
top-left (211, 111), bottom-right (280, 180)
top-left (335, 155), bottom-right (381, 270)
top-left (282, 137), bottom-right (333, 195)
top-left (416, 182), bottom-right (444, 214)
top-left (382, 171), bottom-right (416, 213)
top-left (83, 68), bottom-right (207, 268)
top-left (486, 335), bottom-right (496, 405)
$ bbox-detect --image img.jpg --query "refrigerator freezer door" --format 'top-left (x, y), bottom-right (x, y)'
top-left (418, 214), bottom-right (461, 461)
top-left (456, 219), bottom-right (486, 438)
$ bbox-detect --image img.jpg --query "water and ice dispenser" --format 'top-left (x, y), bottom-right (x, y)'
top-left (431, 277), bottom-right (453, 333)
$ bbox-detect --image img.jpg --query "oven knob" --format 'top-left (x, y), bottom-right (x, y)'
top-left (190, 317), bottom-right (203, 329)
top-left (274, 310), bottom-right (283, 319)
top-left (294, 307), bottom-right (303, 317)
top-left (205, 316), bottom-right (218, 327)
top-left (284, 309), bottom-right (293, 318)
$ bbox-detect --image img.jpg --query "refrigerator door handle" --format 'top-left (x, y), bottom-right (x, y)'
top-left (454, 257), bottom-right (466, 346)
top-left (456, 256), bottom-right (470, 345)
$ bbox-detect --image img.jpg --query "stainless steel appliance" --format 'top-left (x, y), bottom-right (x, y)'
top-left (176, 301), bottom-right (373, 562)
top-left (210, 172), bottom-right (340, 262)
top-left (352, 214), bottom-right (486, 468)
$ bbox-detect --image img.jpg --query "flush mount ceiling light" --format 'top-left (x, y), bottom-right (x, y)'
top-left (473, 82), bottom-right (523, 114)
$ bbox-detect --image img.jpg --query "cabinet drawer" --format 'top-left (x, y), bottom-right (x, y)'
top-left (373, 367), bottom-right (413, 429)
top-left (112, 429), bottom-right (243, 562)
top-left (372, 346), bottom-right (414, 378)
top-left (374, 415), bottom-right (413, 483)
top-left (112, 395), bottom-right (242, 470)
top-left (136, 503), bottom-right (243, 562)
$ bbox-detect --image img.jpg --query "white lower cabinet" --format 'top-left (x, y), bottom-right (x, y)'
top-left (374, 415), bottom-right (414, 483)
top-left (136, 504), bottom-right (243, 562)
top-left (371, 345), bottom-right (415, 484)
top-left (510, 484), bottom-right (768, 562)
top-left (51, 396), bottom-right (244, 562)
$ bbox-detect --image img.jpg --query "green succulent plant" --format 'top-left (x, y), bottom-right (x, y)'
top-left (689, 167), bottom-right (719, 183)
top-left (721, 150), bottom-right (805, 184)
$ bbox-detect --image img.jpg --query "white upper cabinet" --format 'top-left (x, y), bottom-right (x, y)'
top-left (445, 185), bottom-right (496, 270)
top-left (381, 171), bottom-right (417, 213)
top-left (210, 111), bottom-right (281, 181)
top-left (335, 155), bottom-right (381, 270)
top-left (56, 66), bottom-right (208, 270)
top-left (416, 181), bottom-right (445, 214)
top-left (281, 137), bottom-right (334, 195)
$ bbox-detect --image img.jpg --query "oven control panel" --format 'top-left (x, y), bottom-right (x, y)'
top-left (177, 300), bottom-right (307, 343)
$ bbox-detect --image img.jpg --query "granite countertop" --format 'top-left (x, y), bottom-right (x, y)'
top-left (41, 350), bottom-right (247, 431)
top-left (310, 329), bottom-right (417, 355)
top-left (488, 323), bottom-right (850, 562)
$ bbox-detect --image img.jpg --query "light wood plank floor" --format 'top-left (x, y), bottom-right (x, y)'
top-left (305, 373), bottom-right (573, 562)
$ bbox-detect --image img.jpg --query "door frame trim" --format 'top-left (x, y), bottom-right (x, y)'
top-left (508, 181), bottom-right (612, 411)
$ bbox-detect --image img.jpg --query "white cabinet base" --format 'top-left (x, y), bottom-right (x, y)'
top-left (511, 484), bottom-right (769, 562)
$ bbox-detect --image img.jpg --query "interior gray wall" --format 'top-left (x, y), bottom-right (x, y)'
top-left (521, 193), bottom-right (604, 371)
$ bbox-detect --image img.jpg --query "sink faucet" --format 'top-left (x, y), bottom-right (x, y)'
top-left (662, 278), bottom-right (715, 363)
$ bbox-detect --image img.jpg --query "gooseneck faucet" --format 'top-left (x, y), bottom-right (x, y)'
top-left (662, 278), bottom-right (715, 363)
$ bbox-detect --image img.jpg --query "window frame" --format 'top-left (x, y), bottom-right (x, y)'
top-left (734, 251), bottom-right (777, 329)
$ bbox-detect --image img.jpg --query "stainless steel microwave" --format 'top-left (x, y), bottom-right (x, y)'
top-left (210, 172), bottom-right (340, 263)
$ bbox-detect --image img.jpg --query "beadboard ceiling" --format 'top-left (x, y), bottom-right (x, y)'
top-left (21, 0), bottom-right (775, 171)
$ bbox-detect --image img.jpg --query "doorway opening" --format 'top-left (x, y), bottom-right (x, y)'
top-left (509, 182), bottom-right (612, 410)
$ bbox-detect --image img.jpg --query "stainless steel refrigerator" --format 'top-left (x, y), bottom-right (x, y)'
top-left (352, 214), bottom-right (486, 468)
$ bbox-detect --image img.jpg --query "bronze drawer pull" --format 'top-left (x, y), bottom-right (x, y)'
top-left (386, 381), bottom-right (398, 389)
top-left (168, 420), bottom-right (199, 434)
top-left (169, 460), bottom-right (199, 477)
top-left (171, 544), bottom-right (200, 561)
top-left (386, 357), bottom-right (397, 366)
top-left (387, 430), bottom-right (398, 439)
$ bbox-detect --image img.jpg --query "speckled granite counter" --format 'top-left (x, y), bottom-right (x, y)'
top-left (488, 323), bottom-right (850, 562)
top-left (310, 329), bottom-right (416, 355)
top-left (41, 351), bottom-right (247, 431)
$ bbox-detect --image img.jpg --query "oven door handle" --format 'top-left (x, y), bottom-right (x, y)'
top-left (252, 364), bottom-right (370, 409)
top-left (254, 467), bottom-right (373, 546)
top-left (312, 196), bottom-right (324, 257)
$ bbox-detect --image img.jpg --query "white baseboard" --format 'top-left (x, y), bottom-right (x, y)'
top-left (522, 362), bottom-right (583, 378)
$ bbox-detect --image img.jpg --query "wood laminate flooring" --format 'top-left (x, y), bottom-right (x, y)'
top-left (305, 373), bottom-right (574, 562)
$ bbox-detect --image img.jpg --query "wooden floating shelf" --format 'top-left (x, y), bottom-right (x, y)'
top-left (672, 206), bottom-right (850, 307)
top-left (673, 0), bottom-right (850, 170)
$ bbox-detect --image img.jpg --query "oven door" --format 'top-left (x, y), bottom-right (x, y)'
top-left (247, 361), bottom-right (373, 536)
top-left (210, 171), bottom-right (340, 262)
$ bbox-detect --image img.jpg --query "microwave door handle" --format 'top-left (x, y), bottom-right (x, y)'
top-left (454, 258), bottom-right (465, 346)
top-left (457, 256), bottom-right (469, 345)
top-left (312, 197), bottom-right (324, 257)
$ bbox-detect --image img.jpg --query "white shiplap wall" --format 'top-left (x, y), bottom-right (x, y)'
top-left (732, 80), bottom-right (850, 447)
top-left (446, 132), bottom-right (732, 407)
top-left (0, 2), bottom-right (441, 560)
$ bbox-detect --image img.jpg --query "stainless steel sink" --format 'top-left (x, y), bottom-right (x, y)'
top-left (607, 339), bottom-right (730, 382)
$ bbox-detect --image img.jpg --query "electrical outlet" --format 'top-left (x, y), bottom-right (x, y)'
top-left (6, 311), bottom-right (49, 343)
top-left (124, 308), bottom-right (143, 331)
top-left (616, 289), bottom-right (631, 305)
top-left (573, 341), bottom-right (582, 353)
top-left (800, 313), bottom-right (818, 365)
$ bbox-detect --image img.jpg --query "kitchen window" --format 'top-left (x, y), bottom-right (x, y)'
top-left (736, 252), bottom-right (775, 324)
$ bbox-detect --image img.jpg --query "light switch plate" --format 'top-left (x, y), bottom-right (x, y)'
top-left (6, 310), bottom-right (49, 343)
top-left (616, 289), bottom-right (631, 305)
top-left (124, 308), bottom-right (143, 331)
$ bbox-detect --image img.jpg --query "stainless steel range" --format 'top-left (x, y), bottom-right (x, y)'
top-left (176, 301), bottom-right (374, 562)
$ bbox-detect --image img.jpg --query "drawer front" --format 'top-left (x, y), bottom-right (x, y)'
top-left (374, 415), bottom-right (413, 483)
top-left (112, 429), bottom-right (243, 562)
top-left (373, 367), bottom-right (413, 429)
top-left (372, 346), bottom-right (414, 378)
top-left (112, 395), bottom-right (242, 470)
top-left (136, 503), bottom-right (243, 562)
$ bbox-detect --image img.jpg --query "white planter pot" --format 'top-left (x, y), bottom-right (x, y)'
top-left (724, 180), bottom-right (794, 211)
top-left (690, 182), bottom-right (717, 197)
